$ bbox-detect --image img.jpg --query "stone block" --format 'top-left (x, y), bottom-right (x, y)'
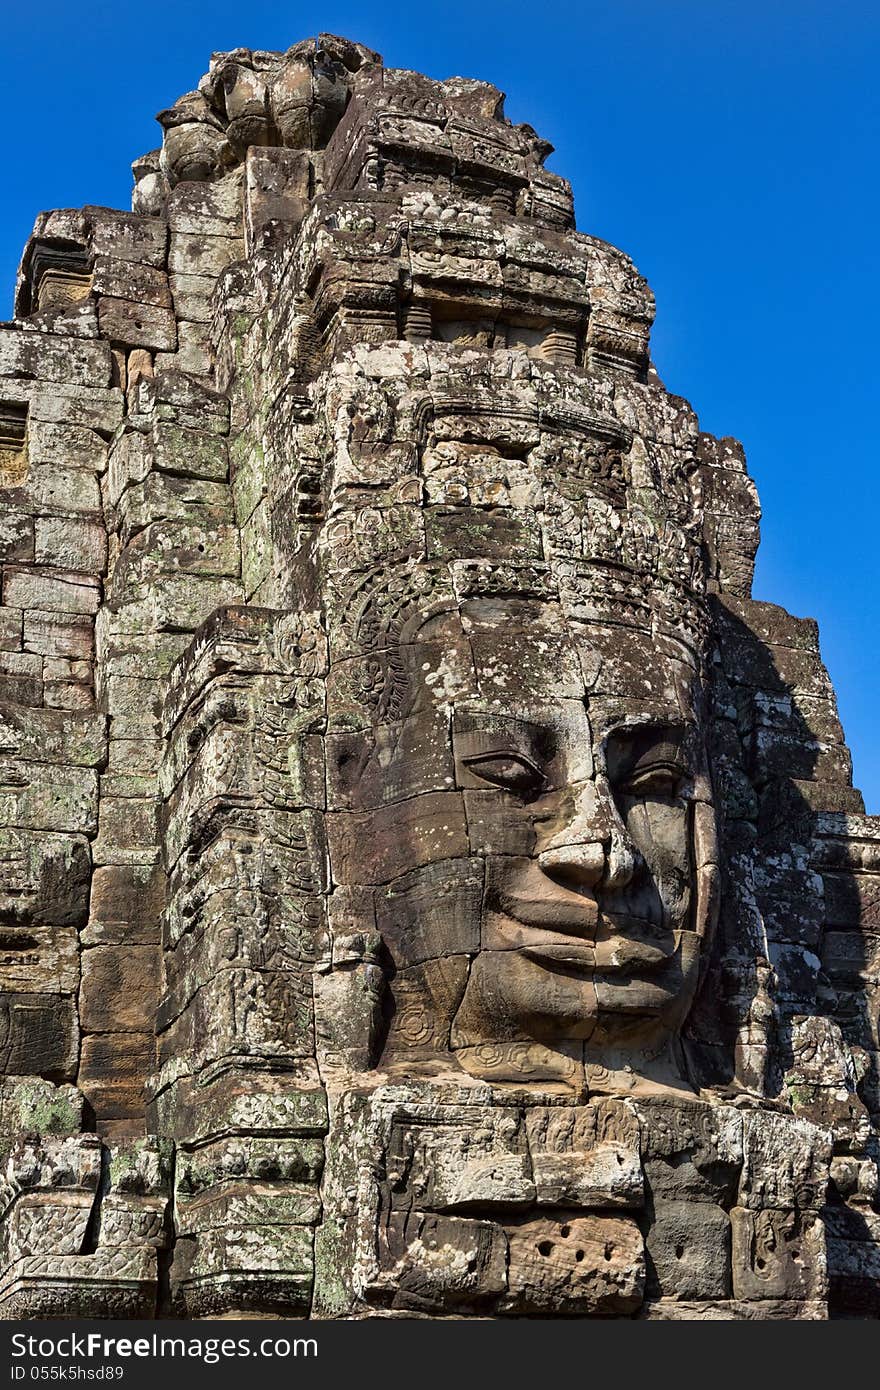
top-left (0, 706), bottom-right (105, 766)
top-left (0, 608), bottom-right (22, 652)
top-left (0, 651), bottom-right (40, 703)
top-left (84, 864), bottom-right (165, 946)
top-left (2, 567), bottom-right (100, 616)
top-left (88, 208), bottom-right (167, 266)
top-left (168, 232), bottom-right (244, 278)
top-left (0, 829), bottom-right (92, 928)
top-left (23, 611), bottom-right (94, 659)
top-left (0, 1076), bottom-right (84, 1136)
top-left (27, 383), bottom-right (124, 433)
top-left (503, 1214), bottom-right (644, 1315)
top-left (378, 1211), bottom-right (507, 1312)
top-left (91, 796), bottom-right (160, 864)
top-left (731, 1207), bottom-right (827, 1302)
top-left (28, 462), bottom-right (103, 514)
top-left (97, 298), bottom-right (177, 351)
top-left (0, 762), bottom-right (98, 834)
top-left (91, 255), bottom-right (172, 308)
top-left (0, 993), bottom-right (78, 1079)
top-left (169, 272), bottom-right (216, 323)
top-left (78, 1032), bottom-right (155, 1127)
top-left (34, 517), bottom-right (107, 573)
top-left (326, 793), bottom-right (470, 884)
top-left (172, 1224), bottom-right (312, 1318)
top-left (25, 421), bottom-right (108, 472)
top-left (0, 511), bottom-right (35, 563)
top-left (644, 1198), bottom-right (731, 1300)
top-left (43, 680), bottom-right (94, 711)
top-left (0, 926), bottom-right (79, 995)
top-left (80, 946), bottom-right (161, 1032)
top-left (0, 330), bottom-right (112, 388)
top-left (149, 423), bottom-right (229, 482)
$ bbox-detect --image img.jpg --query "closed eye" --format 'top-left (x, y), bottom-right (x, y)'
top-left (462, 751), bottom-right (546, 797)
top-left (619, 764), bottom-right (687, 799)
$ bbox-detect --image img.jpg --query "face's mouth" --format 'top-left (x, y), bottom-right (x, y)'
top-left (519, 940), bottom-right (597, 970)
top-left (454, 927), bottom-right (699, 1049)
top-left (518, 931), bottom-right (676, 977)
top-left (494, 898), bottom-right (677, 973)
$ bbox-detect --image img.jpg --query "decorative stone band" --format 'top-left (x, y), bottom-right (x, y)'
top-left (15, 240), bottom-right (93, 318)
top-left (315, 382), bottom-right (708, 649)
top-left (555, 561), bottom-right (710, 660)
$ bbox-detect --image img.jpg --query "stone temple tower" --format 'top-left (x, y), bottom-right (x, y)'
top-left (0, 35), bottom-right (878, 1319)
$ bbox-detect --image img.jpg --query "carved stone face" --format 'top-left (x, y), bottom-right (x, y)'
top-left (451, 705), bottom-right (705, 1043)
top-left (326, 595), bottom-right (718, 1086)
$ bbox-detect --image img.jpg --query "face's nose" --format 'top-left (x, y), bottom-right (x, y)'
top-left (537, 779), bottom-right (637, 893)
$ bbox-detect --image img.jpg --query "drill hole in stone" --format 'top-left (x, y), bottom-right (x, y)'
top-left (537, 1240), bottom-right (554, 1256)
top-left (575, 1249), bottom-right (585, 1262)
top-left (560, 1224), bottom-right (571, 1237)
top-left (675, 1243), bottom-right (685, 1259)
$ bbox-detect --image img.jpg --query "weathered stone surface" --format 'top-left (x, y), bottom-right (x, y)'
top-left (644, 1199), bottom-right (731, 1300)
top-left (97, 298), bottom-right (177, 352)
top-left (504, 1214), bottom-right (645, 1314)
top-left (83, 864), bottom-right (165, 946)
top-left (0, 763), bottom-right (98, 833)
top-left (0, 331), bottom-right (112, 388)
top-left (79, 946), bottom-right (160, 1032)
top-left (2, 567), bottom-right (101, 616)
top-left (0, 994), bottom-right (78, 1078)
top-left (78, 1033), bottom-right (155, 1128)
top-left (0, 32), bottom-right (877, 1323)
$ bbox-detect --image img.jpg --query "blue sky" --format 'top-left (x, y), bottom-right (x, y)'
top-left (4, 1), bottom-right (878, 807)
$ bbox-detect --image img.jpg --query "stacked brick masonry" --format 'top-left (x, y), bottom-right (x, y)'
top-left (1, 188), bottom-right (246, 1131)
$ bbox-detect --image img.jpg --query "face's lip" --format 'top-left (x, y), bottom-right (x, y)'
top-left (594, 924), bottom-right (678, 971)
top-left (492, 888), bottom-right (674, 937)
top-left (511, 920), bottom-right (677, 977)
top-left (492, 884), bottom-right (601, 929)
top-left (520, 941), bottom-right (597, 969)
